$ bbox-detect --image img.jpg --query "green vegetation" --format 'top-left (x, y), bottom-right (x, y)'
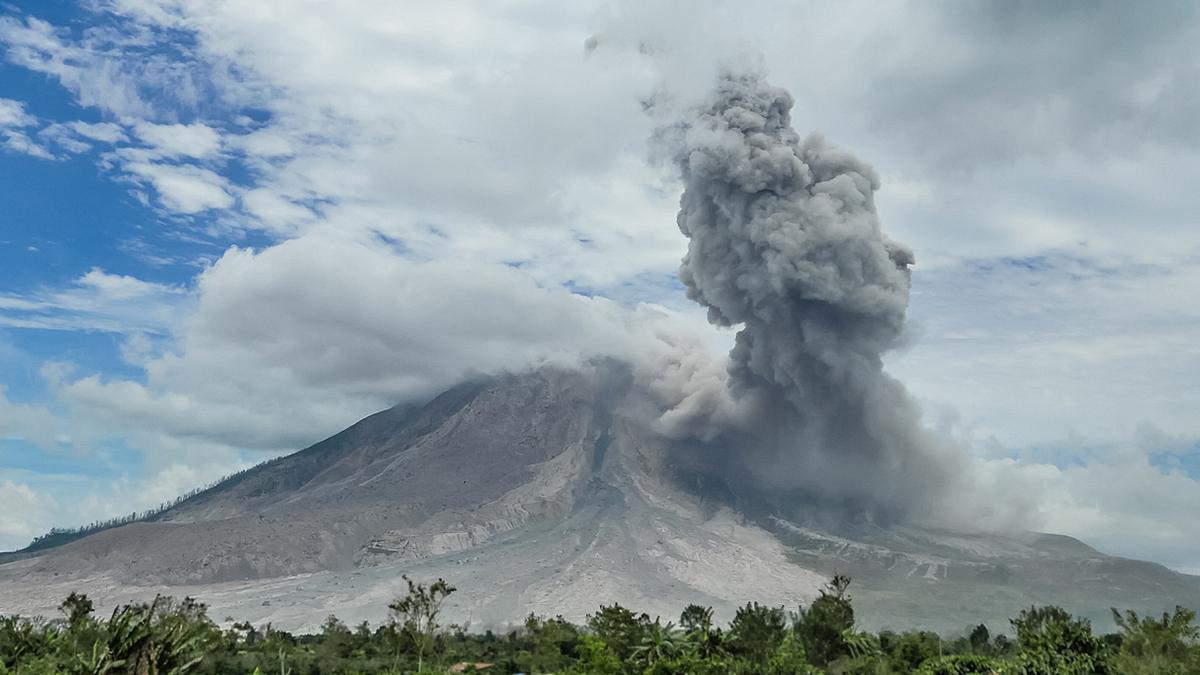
top-left (2, 576), bottom-right (1199, 674)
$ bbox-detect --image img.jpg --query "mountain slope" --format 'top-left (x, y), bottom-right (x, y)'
top-left (1, 362), bottom-right (1198, 633)
top-left (9, 368), bottom-right (605, 584)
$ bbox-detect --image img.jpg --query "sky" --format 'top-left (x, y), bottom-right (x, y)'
top-left (0, 0), bottom-right (1199, 572)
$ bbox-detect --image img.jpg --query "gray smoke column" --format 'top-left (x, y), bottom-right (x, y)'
top-left (665, 72), bottom-right (956, 519)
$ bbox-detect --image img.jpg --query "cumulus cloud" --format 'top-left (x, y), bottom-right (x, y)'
top-left (50, 231), bottom-right (702, 454)
top-left (133, 122), bottom-right (221, 158)
top-left (120, 160), bottom-right (235, 214)
top-left (973, 435), bottom-right (1200, 574)
top-left (0, 479), bottom-right (60, 549)
top-left (240, 188), bottom-right (315, 233)
top-left (0, 386), bottom-right (60, 448)
top-left (78, 0), bottom-right (683, 287)
top-left (857, 1), bottom-right (1200, 166)
top-left (0, 2), bottom-right (689, 292)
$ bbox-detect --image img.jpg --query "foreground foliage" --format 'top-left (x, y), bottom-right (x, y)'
top-left (2, 577), bottom-right (1199, 674)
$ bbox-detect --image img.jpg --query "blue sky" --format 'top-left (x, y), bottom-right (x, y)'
top-left (1, 0), bottom-right (1199, 573)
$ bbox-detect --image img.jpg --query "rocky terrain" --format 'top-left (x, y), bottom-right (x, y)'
top-left (2, 363), bottom-right (1198, 633)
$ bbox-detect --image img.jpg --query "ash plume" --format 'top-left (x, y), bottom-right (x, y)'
top-left (658, 72), bottom-right (960, 521)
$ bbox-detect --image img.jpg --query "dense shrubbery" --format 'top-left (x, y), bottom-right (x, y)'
top-left (3, 576), bottom-right (1199, 674)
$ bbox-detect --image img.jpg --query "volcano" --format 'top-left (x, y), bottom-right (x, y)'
top-left (1, 362), bottom-right (1197, 633)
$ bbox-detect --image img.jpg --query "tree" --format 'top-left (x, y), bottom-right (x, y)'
top-left (1012, 605), bottom-right (1111, 674)
top-left (631, 619), bottom-right (681, 670)
top-left (888, 630), bottom-right (942, 671)
top-left (796, 574), bottom-right (855, 667)
top-left (521, 614), bottom-right (580, 673)
top-left (680, 604), bottom-right (724, 660)
top-left (573, 633), bottom-right (622, 674)
top-left (1111, 605), bottom-right (1200, 674)
top-left (991, 632), bottom-right (1015, 656)
top-left (57, 591), bottom-right (102, 663)
top-left (0, 615), bottom-right (59, 671)
top-left (387, 575), bottom-right (456, 672)
top-left (967, 624), bottom-right (990, 655)
top-left (725, 602), bottom-right (787, 665)
top-left (59, 592), bottom-right (95, 630)
top-left (318, 614), bottom-right (352, 660)
top-left (587, 604), bottom-right (649, 662)
top-left (767, 632), bottom-right (820, 675)
top-left (680, 604), bottom-right (714, 634)
top-left (103, 595), bottom-right (217, 675)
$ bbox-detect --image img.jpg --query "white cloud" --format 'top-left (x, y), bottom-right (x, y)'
top-left (121, 161), bottom-right (235, 213)
top-left (0, 14), bottom-right (235, 120)
top-left (34, 121), bottom-right (129, 156)
top-left (51, 231), bottom-right (699, 453)
top-left (0, 98), bottom-right (35, 126)
top-left (2, 129), bottom-right (54, 159)
top-left (74, 0), bottom-right (679, 284)
top-left (37, 125), bottom-right (90, 153)
top-left (0, 267), bottom-right (187, 334)
top-left (69, 121), bottom-right (127, 143)
top-left (0, 479), bottom-right (60, 549)
top-left (133, 121), bottom-right (221, 158)
top-left (233, 128), bottom-right (294, 158)
top-left (0, 386), bottom-right (59, 448)
top-left (889, 253), bottom-right (1200, 446)
top-left (9, 1), bottom-right (1197, 267)
top-left (0, 16), bottom-right (152, 118)
top-left (240, 188), bottom-right (314, 233)
top-left (0, 99), bottom-right (54, 158)
top-left (975, 438), bottom-right (1200, 574)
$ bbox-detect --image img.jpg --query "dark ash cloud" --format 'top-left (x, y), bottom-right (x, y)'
top-left (660, 72), bottom-right (961, 521)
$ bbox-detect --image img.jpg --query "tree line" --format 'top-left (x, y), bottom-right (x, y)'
top-left (17, 446), bottom-right (344, 556)
top-left (2, 575), bottom-right (1198, 674)
top-left (16, 462), bottom-right (273, 555)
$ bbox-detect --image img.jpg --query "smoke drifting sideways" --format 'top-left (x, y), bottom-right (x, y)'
top-left (653, 72), bottom-right (967, 524)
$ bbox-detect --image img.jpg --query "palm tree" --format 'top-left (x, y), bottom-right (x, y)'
top-left (631, 620), bottom-right (681, 669)
top-left (680, 606), bottom-right (723, 660)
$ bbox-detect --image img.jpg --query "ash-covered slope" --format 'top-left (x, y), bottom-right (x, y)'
top-left (766, 518), bottom-right (1200, 632)
top-left (1, 363), bottom-right (1198, 633)
top-left (9, 367), bottom-right (612, 585)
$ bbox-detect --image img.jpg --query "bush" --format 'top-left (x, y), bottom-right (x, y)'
top-left (916, 653), bottom-right (1009, 674)
top-left (1011, 606), bottom-right (1111, 674)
